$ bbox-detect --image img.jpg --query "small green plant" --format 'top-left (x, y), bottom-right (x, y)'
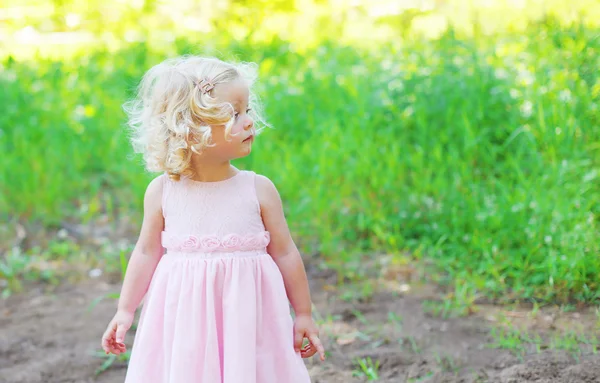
top-left (399, 336), bottom-right (422, 354)
top-left (422, 297), bottom-right (467, 319)
top-left (407, 372), bottom-right (435, 382)
top-left (422, 300), bottom-right (448, 318)
top-left (93, 349), bottom-right (131, 375)
top-left (0, 240), bottom-right (82, 297)
top-left (352, 357), bottom-right (380, 380)
top-left (388, 311), bottom-right (403, 332)
top-left (433, 351), bottom-right (459, 373)
top-left (339, 279), bottom-right (377, 303)
top-left (471, 369), bottom-right (489, 383)
top-left (581, 333), bottom-right (599, 355)
top-left (550, 331), bottom-right (597, 361)
top-left (352, 309), bottom-right (369, 325)
top-left (0, 248), bottom-right (29, 297)
top-left (488, 326), bottom-right (525, 358)
top-left (488, 325), bottom-right (541, 360)
top-left (561, 304), bottom-right (576, 313)
top-left (422, 281), bottom-right (479, 319)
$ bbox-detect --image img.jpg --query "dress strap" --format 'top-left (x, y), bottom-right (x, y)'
top-left (244, 171), bottom-right (262, 215)
top-left (161, 172), bottom-right (171, 218)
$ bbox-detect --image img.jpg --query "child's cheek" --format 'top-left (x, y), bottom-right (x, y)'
top-left (230, 122), bottom-right (245, 136)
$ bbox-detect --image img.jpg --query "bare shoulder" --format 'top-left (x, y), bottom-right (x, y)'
top-left (254, 174), bottom-right (282, 207)
top-left (255, 174), bottom-right (277, 193)
top-left (144, 173), bottom-right (166, 210)
top-left (137, 174), bottom-right (166, 254)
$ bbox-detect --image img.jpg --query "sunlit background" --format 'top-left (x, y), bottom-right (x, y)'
top-left (1, 0), bottom-right (599, 306)
top-left (2, 0), bottom-right (600, 380)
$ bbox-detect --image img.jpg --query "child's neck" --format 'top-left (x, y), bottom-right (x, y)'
top-left (189, 158), bottom-right (238, 182)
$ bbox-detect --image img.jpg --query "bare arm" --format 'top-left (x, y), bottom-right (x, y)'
top-left (256, 175), bottom-right (325, 360)
top-left (256, 175), bottom-right (312, 316)
top-left (102, 174), bottom-right (165, 354)
top-left (117, 174), bottom-right (166, 314)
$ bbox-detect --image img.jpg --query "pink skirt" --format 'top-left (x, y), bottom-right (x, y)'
top-left (124, 250), bottom-right (311, 383)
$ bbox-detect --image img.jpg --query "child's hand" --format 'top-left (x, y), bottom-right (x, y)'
top-left (101, 310), bottom-right (134, 355)
top-left (293, 314), bottom-right (326, 361)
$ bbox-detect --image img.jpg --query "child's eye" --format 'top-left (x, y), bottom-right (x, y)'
top-left (234, 109), bottom-right (251, 119)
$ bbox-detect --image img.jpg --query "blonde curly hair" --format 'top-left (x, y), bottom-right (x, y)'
top-left (123, 55), bottom-right (267, 181)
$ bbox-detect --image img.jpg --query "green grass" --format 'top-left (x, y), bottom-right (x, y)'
top-left (488, 325), bottom-right (541, 360)
top-left (400, 336), bottom-right (423, 355)
top-left (0, 239), bottom-right (89, 296)
top-left (488, 322), bottom-right (599, 360)
top-left (433, 352), bottom-right (459, 374)
top-left (407, 372), bottom-right (435, 382)
top-left (422, 283), bottom-right (479, 318)
top-left (352, 357), bottom-right (381, 380)
top-left (550, 331), bottom-right (599, 360)
top-left (1, 10), bottom-right (600, 305)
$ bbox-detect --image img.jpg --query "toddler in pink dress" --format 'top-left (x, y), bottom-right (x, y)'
top-left (101, 56), bottom-right (325, 383)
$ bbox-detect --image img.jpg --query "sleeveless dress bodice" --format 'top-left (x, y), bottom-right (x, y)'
top-left (161, 171), bottom-right (270, 254)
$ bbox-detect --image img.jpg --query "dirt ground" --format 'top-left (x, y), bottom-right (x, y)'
top-left (1, 261), bottom-right (599, 383)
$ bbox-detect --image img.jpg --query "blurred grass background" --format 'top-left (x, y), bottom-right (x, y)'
top-left (1, 0), bottom-right (599, 304)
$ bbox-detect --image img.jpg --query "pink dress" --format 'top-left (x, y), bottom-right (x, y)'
top-left (124, 170), bottom-right (311, 383)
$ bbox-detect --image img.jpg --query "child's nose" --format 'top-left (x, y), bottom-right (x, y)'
top-left (244, 117), bottom-right (254, 131)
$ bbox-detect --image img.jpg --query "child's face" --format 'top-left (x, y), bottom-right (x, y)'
top-left (205, 79), bottom-right (255, 161)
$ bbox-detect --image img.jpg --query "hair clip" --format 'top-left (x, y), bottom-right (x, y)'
top-left (195, 77), bottom-right (215, 94)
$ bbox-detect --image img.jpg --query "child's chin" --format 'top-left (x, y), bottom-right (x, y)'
top-left (234, 146), bottom-right (252, 159)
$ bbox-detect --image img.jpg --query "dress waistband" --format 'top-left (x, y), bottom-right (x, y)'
top-left (161, 230), bottom-right (270, 253)
top-left (162, 250), bottom-right (269, 260)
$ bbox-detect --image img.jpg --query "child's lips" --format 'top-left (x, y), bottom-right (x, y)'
top-left (243, 135), bottom-right (254, 142)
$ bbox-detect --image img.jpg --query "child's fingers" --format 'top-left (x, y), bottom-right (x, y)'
top-left (300, 344), bottom-right (311, 353)
top-left (300, 342), bottom-right (317, 356)
top-left (112, 346), bottom-right (126, 355)
top-left (293, 330), bottom-right (304, 352)
top-left (103, 337), bottom-right (118, 353)
top-left (112, 338), bottom-right (126, 350)
top-left (101, 323), bottom-right (116, 352)
top-left (108, 338), bottom-right (119, 354)
top-left (101, 320), bottom-right (128, 355)
top-left (308, 334), bottom-right (326, 361)
top-left (300, 345), bottom-right (317, 358)
top-left (109, 338), bottom-right (125, 355)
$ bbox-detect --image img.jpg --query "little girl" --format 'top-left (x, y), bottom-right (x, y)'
top-left (101, 56), bottom-right (325, 382)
